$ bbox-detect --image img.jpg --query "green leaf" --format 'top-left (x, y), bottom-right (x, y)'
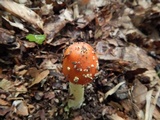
top-left (26, 34), bottom-right (46, 44)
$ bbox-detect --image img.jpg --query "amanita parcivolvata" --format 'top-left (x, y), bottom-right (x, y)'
top-left (62, 42), bottom-right (99, 109)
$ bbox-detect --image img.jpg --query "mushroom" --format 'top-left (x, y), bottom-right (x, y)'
top-left (62, 42), bottom-right (99, 109)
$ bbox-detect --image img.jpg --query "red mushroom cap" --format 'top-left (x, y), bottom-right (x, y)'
top-left (62, 42), bottom-right (99, 85)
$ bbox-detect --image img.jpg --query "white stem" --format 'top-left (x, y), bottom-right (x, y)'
top-left (68, 82), bottom-right (84, 109)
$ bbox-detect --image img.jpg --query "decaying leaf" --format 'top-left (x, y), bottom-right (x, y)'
top-left (0, 98), bottom-right (10, 106)
top-left (132, 80), bottom-right (147, 108)
top-left (22, 40), bottom-right (36, 48)
top-left (108, 113), bottom-right (125, 120)
top-left (0, 27), bottom-right (15, 45)
top-left (12, 100), bottom-right (28, 116)
top-left (0, 0), bottom-right (44, 29)
top-left (142, 70), bottom-right (160, 87)
top-left (28, 67), bottom-right (39, 78)
top-left (14, 65), bottom-right (27, 76)
top-left (120, 99), bottom-right (133, 113)
top-left (96, 41), bottom-right (156, 69)
top-left (104, 81), bottom-right (125, 99)
top-left (29, 70), bottom-right (50, 87)
top-left (0, 79), bottom-right (13, 91)
top-left (153, 107), bottom-right (160, 120)
top-left (145, 90), bottom-right (153, 120)
top-left (44, 8), bottom-right (73, 43)
top-left (77, 13), bottom-right (96, 28)
top-left (0, 106), bottom-right (10, 116)
top-left (15, 85), bottom-right (28, 97)
top-left (2, 16), bottom-right (28, 32)
top-left (40, 4), bottom-right (53, 16)
top-left (39, 59), bottom-right (59, 70)
top-left (145, 87), bottom-right (160, 120)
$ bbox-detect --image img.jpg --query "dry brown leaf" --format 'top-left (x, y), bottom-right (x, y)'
top-left (0, 106), bottom-right (10, 116)
top-left (0, 79), bottom-right (14, 91)
top-left (39, 59), bottom-right (58, 69)
top-left (73, 116), bottom-right (83, 120)
top-left (77, 0), bottom-right (107, 16)
top-left (22, 40), bottom-right (36, 48)
top-left (108, 113), bottom-right (125, 120)
top-left (0, 0), bottom-right (43, 29)
top-left (77, 13), bottom-right (96, 28)
top-left (16, 102), bottom-right (28, 116)
top-left (145, 87), bottom-right (160, 120)
top-left (145, 90), bottom-right (153, 120)
top-left (27, 104), bottom-right (35, 114)
top-left (0, 27), bottom-right (15, 45)
top-left (0, 98), bottom-right (10, 106)
top-left (96, 41), bottom-right (156, 69)
top-left (41, 4), bottom-right (53, 16)
top-left (44, 8), bottom-right (73, 43)
top-left (104, 81), bottom-right (125, 99)
top-left (96, 40), bottom-right (123, 60)
top-left (29, 70), bottom-right (50, 88)
top-left (132, 80), bottom-right (147, 108)
top-left (14, 65), bottom-right (27, 76)
top-left (137, 0), bottom-right (152, 9)
top-left (15, 85), bottom-right (28, 97)
top-left (122, 45), bottom-right (156, 70)
top-left (13, 100), bottom-right (28, 116)
top-left (2, 16), bottom-right (28, 32)
top-left (142, 70), bottom-right (160, 87)
top-left (153, 107), bottom-right (160, 120)
top-left (44, 18), bottom-right (68, 44)
top-left (28, 67), bottom-right (39, 78)
top-left (120, 99), bottom-right (133, 112)
top-left (16, 85), bottom-right (27, 92)
top-left (44, 92), bottom-right (55, 100)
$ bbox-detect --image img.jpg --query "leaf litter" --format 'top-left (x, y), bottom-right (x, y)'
top-left (0, 0), bottom-right (160, 119)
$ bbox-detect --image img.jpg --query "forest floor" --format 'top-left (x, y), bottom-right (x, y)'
top-left (0, 0), bottom-right (160, 120)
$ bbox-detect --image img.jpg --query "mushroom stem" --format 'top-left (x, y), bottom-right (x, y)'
top-left (68, 82), bottom-right (84, 109)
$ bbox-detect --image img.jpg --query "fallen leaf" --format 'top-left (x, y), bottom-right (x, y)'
top-left (29, 70), bottom-right (50, 87)
top-left (120, 99), bottom-right (133, 112)
top-left (73, 116), bottom-right (83, 120)
top-left (0, 79), bottom-right (13, 91)
top-left (22, 40), bottom-right (36, 48)
top-left (0, 27), bottom-right (15, 45)
top-left (39, 59), bottom-right (58, 69)
top-left (0, 0), bottom-right (43, 29)
top-left (26, 34), bottom-right (46, 44)
top-left (0, 106), bottom-right (10, 116)
top-left (0, 98), bottom-right (10, 106)
top-left (41, 4), bottom-right (53, 16)
top-left (15, 85), bottom-right (28, 97)
top-left (108, 113), bottom-right (125, 120)
top-left (104, 81), bottom-right (125, 99)
top-left (96, 41), bottom-right (156, 69)
top-left (145, 90), bottom-right (153, 120)
top-left (44, 92), bottom-right (55, 100)
top-left (13, 100), bottom-right (28, 116)
top-left (132, 80), bottom-right (147, 108)
top-left (153, 107), bottom-right (160, 120)
top-left (44, 8), bottom-right (73, 43)
top-left (2, 16), bottom-right (28, 32)
top-left (145, 87), bottom-right (160, 120)
top-left (77, 13), bottom-right (96, 28)
top-left (28, 67), bottom-right (39, 78)
top-left (142, 70), bottom-right (160, 87)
